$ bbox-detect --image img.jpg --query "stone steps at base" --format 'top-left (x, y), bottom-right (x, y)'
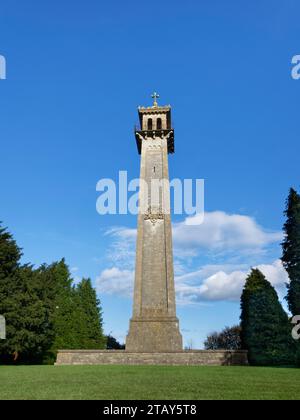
top-left (55, 350), bottom-right (248, 366)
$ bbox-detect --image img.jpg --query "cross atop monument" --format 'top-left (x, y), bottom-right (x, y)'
top-left (151, 91), bottom-right (160, 107)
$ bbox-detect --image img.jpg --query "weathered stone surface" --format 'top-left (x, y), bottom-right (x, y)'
top-left (126, 104), bottom-right (182, 352)
top-left (55, 350), bottom-right (248, 366)
top-left (126, 318), bottom-right (182, 352)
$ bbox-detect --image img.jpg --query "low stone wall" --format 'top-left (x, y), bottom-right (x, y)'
top-left (55, 350), bottom-right (248, 366)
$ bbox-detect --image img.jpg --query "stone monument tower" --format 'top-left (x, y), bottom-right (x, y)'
top-left (126, 93), bottom-right (183, 352)
top-left (55, 94), bottom-right (248, 365)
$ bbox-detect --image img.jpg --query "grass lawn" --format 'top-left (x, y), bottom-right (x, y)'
top-left (0, 365), bottom-right (299, 400)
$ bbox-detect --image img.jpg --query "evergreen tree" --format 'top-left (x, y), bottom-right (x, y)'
top-left (0, 224), bottom-right (22, 279)
top-left (0, 224), bottom-right (24, 362)
top-left (106, 334), bottom-right (125, 350)
top-left (76, 278), bottom-right (106, 349)
top-left (33, 262), bottom-right (63, 362)
top-left (47, 259), bottom-right (80, 352)
top-left (0, 225), bottom-right (48, 363)
top-left (241, 268), bottom-right (295, 366)
top-left (282, 188), bottom-right (300, 316)
top-left (28, 261), bottom-right (107, 359)
top-left (11, 266), bottom-right (49, 362)
top-left (0, 223), bottom-right (107, 363)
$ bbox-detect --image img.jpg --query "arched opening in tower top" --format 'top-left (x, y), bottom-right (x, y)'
top-left (156, 118), bottom-right (162, 130)
top-left (147, 118), bottom-right (153, 130)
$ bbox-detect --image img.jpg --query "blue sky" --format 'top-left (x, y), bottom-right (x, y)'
top-left (0, 0), bottom-right (299, 347)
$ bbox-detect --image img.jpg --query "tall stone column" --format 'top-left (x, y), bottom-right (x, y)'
top-left (126, 95), bottom-right (182, 352)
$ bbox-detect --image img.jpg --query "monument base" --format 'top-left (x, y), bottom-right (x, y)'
top-left (126, 317), bottom-right (183, 352)
top-left (55, 350), bottom-right (248, 366)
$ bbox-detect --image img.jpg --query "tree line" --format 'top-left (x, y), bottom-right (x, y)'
top-left (1, 187), bottom-right (299, 365)
top-left (205, 188), bottom-right (300, 366)
top-left (0, 228), bottom-right (107, 363)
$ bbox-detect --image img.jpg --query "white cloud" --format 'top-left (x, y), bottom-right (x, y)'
top-left (173, 211), bottom-right (282, 252)
top-left (176, 260), bottom-right (289, 303)
top-left (104, 227), bottom-right (136, 269)
top-left (104, 227), bottom-right (136, 240)
top-left (96, 211), bottom-right (285, 305)
top-left (96, 260), bottom-right (288, 305)
top-left (196, 271), bottom-right (247, 301)
top-left (96, 267), bottom-right (134, 297)
top-left (256, 259), bottom-right (288, 287)
top-left (103, 211), bottom-right (282, 262)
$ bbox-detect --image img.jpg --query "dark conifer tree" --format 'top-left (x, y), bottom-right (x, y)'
top-left (0, 224), bottom-right (22, 361)
top-left (48, 259), bottom-right (80, 351)
top-left (241, 268), bottom-right (295, 366)
top-left (0, 224), bottom-right (107, 363)
top-left (76, 278), bottom-right (106, 349)
top-left (0, 225), bottom-right (47, 362)
top-left (12, 266), bottom-right (49, 362)
top-left (106, 334), bottom-right (125, 350)
top-left (282, 188), bottom-right (300, 316)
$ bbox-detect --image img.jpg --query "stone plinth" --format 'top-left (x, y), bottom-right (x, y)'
top-left (55, 350), bottom-right (248, 366)
top-left (126, 317), bottom-right (182, 352)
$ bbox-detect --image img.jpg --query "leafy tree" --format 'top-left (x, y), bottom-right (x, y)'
top-left (0, 224), bottom-right (22, 279)
top-left (10, 266), bottom-right (50, 363)
top-left (240, 268), bottom-right (295, 366)
top-left (33, 260), bottom-right (74, 361)
top-left (282, 188), bottom-right (300, 316)
top-left (39, 263), bottom-right (106, 358)
top-left (204, 325), bottom-right (242, 350)
top-left (106, 335), bottom-right (125, 350)
top-left (0, 225), bottom-right (48, 363)
top-left (76, 278), bottom-right (106, 349)
top-left (33, 263), bottom-right (59, 356)
top-left (47, 259), bottom-right (80, 352)
top-left (0, 224), bottom-right (107, 363)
